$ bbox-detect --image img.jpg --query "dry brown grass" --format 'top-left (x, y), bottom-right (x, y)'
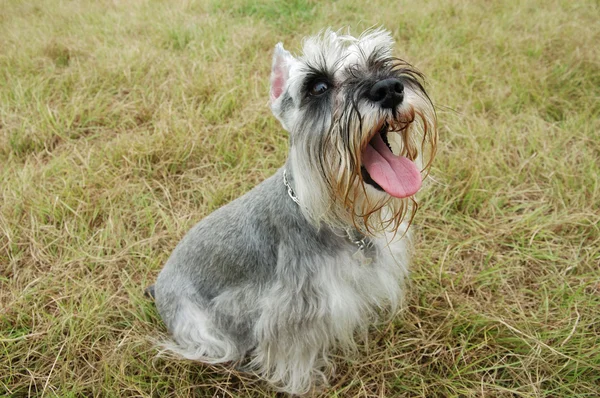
top-left (1, 0), bottom-right (599, 396)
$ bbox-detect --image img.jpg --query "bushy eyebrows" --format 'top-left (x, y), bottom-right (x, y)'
top-left (300, 49), bottom-right (353, 81)
top-left (301, 53), bottom-right (333, 79)
top-left (301, 65), bottom-right (332, 84)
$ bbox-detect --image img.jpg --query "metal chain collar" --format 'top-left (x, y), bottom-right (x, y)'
top-left (282, 169), bottom-right (372, 252)
top-left (283, 169), bottom-right (300, 205)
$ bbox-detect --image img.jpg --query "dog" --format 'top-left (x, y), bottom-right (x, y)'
top-left (148, 28), bottom-right (437, 395)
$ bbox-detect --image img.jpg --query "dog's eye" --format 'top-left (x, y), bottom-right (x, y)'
top-left (309, 81), bottom-right (329, 96)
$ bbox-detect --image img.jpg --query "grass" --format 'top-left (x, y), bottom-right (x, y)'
top-left (1, 0), bottom-right (599, 396)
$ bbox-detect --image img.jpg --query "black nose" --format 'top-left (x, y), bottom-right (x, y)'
top-left (367, 78), bottom-right (404, 109)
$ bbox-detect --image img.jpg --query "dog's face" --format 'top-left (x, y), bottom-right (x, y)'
top-left (270, 29), bottom-right (437, 233)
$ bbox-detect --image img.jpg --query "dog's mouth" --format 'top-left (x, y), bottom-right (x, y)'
top-left (361, 122), bottom-right (421, 198)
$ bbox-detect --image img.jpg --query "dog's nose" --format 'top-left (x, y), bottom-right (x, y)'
top-left (368, 78), bottom-right (404, 109)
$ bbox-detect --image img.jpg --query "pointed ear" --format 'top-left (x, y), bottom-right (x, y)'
top-left (270, 43), bottom-right (293, 102)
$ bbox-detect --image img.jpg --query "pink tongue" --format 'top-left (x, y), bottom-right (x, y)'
top-left (362, 133), bottom-right (422, 198)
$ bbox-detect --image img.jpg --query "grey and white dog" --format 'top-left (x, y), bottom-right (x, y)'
top-left (150, 28), bottom-right (437, 395)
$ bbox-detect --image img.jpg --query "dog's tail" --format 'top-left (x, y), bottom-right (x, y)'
top-left (144, 285), bottom-right (155, 300)
top-left (158, 297), bottom-right (242, 364)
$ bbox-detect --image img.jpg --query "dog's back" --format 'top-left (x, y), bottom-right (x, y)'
top-left (154, 171), bottom-right (287, 355)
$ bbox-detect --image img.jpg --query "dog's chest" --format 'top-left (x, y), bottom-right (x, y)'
top-left (312, 236), bottom-right (409, 326)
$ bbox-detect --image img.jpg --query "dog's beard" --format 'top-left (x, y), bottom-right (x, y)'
top-left (338, 95), bottom-right (436, 235)
top-left (287, 58), bottom-right (437, 235)
top-left (290, 91), bottom-right (436, 236)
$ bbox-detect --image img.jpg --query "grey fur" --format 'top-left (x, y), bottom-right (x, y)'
top-left (151, 28), bottom-right (436, 395)
top-left (155, 168), bottom-right (351, 352)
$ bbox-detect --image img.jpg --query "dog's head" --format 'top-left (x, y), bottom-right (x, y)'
top-left (270, 29), bottom-right (437, 234)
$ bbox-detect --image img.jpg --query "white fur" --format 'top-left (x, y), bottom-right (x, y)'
top-left (162, 298), bottom-right (241, 363)
top-left (154, 27), bottom-right (436, 396)
top-left (162, 231), bottom-right (411, 395)
top-left (249, 231), bottom-right (411, 394)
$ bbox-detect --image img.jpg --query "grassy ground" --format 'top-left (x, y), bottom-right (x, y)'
top-left (1, 0), bottom-right (599, 396)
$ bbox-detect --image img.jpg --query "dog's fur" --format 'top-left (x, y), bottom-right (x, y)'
top-left (151, 29), bottom-right (437, 395)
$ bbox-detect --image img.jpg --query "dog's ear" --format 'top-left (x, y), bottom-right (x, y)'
top-left (270, 43), bottom-right (293, 103)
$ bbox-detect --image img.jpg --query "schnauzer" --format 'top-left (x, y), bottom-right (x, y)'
top-left (149, 28), bottom-right (437, 395)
